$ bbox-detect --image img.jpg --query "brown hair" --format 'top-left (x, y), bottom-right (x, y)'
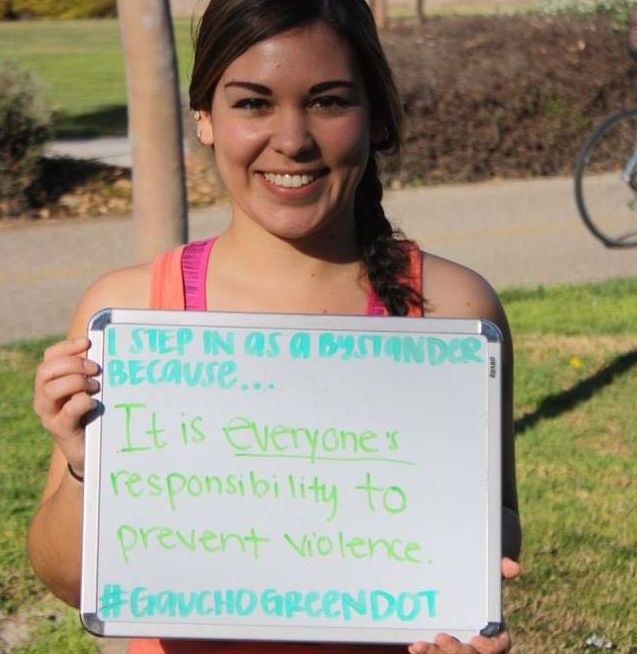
top-left (190, 0), bottom-right (423, 315)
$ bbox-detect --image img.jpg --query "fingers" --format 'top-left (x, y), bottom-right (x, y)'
top-left (409, 630), bottom-right (511, 654)
top-left (33, 337), bottom-right (101, 470)
top-left (409, 635), bottom-right (476, 654)
top-left (469, 630), bottom-right (511, 654)
top-left (37, 340), bottom-right (98, 393)
top-left (35, 362), bottom-right (100, 427)
top-left (40, 372), bottom-right (99, 408)
top-left (434, 634), bottom-right (478, 654)
top-left (35, 338), bottom-right (99, 411)
top-left (501, 557), bottom-right (521, 580)
top-left (42, 336), bottom-right (91, 362)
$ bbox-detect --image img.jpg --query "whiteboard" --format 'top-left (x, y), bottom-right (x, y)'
top-left (81, 309), bottom-right (503, 643)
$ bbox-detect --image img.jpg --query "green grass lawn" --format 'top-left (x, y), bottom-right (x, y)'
top-left (0, 18), bottom-right (196, 137)
top-left (1, 278), bottom-right (636, 652)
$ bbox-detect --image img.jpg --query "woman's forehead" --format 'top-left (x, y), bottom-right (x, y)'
top-left (219, 22), bottom-right (361, 87)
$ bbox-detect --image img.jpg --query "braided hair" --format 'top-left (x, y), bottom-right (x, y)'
top-left (190, 0), bottom-right (424, 315)
top-left (355, 156), bottom-right (423, 316)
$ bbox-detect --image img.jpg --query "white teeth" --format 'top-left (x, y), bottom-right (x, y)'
top-left (263, 173), bottom-right (316, 188)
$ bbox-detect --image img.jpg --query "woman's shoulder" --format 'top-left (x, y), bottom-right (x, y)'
top-left (66, 262), bottom-right (153, 338)
top-left (89, 262), bottom-right (153, 302)
top-left (420, 250), bottom-right (504, 322)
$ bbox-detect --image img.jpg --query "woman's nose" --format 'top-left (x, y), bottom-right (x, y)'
top-left (270, 109), bottom-right (316, 158)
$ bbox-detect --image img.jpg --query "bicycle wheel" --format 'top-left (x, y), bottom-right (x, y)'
top-left (574, 108), bottom-right (637, 248)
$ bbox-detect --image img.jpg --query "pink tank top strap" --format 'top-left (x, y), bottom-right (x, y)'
top-left (182, 238), bottom-right (217, 311)
top-left (148, 239), bottom-right (216, 311)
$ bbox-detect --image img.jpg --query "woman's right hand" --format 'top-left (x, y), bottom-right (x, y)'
top-left (33, 336), bottom-right (100, 476)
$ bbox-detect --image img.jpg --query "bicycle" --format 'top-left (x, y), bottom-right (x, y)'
top-left (574, 107), bottom-right (637, 248)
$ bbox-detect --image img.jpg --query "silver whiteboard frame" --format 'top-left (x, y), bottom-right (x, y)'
top-left (81, 309), bottom-right (503, 643)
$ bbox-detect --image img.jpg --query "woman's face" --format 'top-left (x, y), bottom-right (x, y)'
top-left (199, 21), bottom-right (372, 245)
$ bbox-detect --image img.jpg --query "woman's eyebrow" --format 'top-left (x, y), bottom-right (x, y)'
top-left (309, 80), bottom-right (356, 94)
top-left (224, 81), bottom-right (272, 95)
top-left (223, 80), bottom-right (356, 95)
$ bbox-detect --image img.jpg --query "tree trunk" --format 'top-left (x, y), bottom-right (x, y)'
top-left (416, 0), bottom-right (426, 24)
top-left (369, 0), bottom-right (388, 30)
top-left (117, 0), bottom-right (188, 263)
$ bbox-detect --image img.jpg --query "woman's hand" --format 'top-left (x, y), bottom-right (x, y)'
top-left (501, 557), bottom-right (521, 581)
top-left (409, 629), bottom-right (511, 654)
top-left (33, 336), bottom-right (100, 475)
top-left (407, 557), bottom-right (521, 654)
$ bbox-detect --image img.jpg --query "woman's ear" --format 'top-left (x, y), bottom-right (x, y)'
top-left (370, 120), bottom-right (389, 151)
top-left (196, 111), bottom-right (214, 147)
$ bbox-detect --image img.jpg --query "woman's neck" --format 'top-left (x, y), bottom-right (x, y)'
top-left (225, 207), bottom-right (360, 271)
top-left (206, 216), bottom-right (369, 314)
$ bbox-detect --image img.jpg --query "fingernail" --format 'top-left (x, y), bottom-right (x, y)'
top-left (83, 359), bottom-right (99, 373)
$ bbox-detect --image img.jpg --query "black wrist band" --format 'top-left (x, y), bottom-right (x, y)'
top-left (67, 463), bottom-right (84, 483)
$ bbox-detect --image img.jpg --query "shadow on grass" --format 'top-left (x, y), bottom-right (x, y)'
top-left (54, 104), bottom-right (128, 138)
top-left (515, 348), bottom-right (637, 436)
top-left (26, 156), bottom-right (130, 209)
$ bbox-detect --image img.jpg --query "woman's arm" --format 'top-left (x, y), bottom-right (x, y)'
top-left (407, 253), bottom-right (521, 654)
top-left (28, 265), bottom-right (150, 607)
top-left (421, 252), bottom-right (521, 560)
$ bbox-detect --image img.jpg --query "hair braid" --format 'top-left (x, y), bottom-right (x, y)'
top-left (355, 156), bottom-right (424, 316)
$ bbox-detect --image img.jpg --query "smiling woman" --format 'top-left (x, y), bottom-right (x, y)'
top-left (196, 22), bottom-right (372, 246)
top-left (28, 2), bottom-right (521, 654)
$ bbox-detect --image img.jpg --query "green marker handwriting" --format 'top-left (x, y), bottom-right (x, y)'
top-left (222, 416), bottom-right (412, 465)
top-left (243, 331), bottom-right (282, 357)
top-left (282, 530), bottom-right (423, 564)
top-left (116, 524), bottom-right (270, 564)
top-left (98, 584), bottom-right (438, 622)
top-left (115, 403), bottom-right (167, 453)
top-left (129, 328), bottom-right (195, 356)
top-left (354, 472), bottom-right (407, 514)
top-left (109, 469), bottom-right (340, 520)
top-left (106, 358), bottom-right (238, 388)
top-left (317, 333), bottom-right (483, 365)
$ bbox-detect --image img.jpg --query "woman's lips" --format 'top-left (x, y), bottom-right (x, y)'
top-left (259, 168), bottom-right (329, 191)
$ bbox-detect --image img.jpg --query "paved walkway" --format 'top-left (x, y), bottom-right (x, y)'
top-left (1, 174), bottom-right (636, 345)
top-left (47, 137), bottom-right (132, 168)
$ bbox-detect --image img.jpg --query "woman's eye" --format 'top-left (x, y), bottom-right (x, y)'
top-left (233, 98), bottom-right (270, 111)
top-left (310, 96), bottom-right (352, 111)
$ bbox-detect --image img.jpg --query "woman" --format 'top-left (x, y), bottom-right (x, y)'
top-left (29, 1), bottom-right (521, 653)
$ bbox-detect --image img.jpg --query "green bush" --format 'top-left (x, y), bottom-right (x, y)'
top-left (1, 0), bottom-right (116, 19)
top-left (540, 0), bottom-right (634, 23)
top-left (0, 60), bottom-right (51, 213)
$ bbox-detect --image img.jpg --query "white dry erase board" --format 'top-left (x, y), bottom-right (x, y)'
top-left (81, 309), bottom-right (503, 643)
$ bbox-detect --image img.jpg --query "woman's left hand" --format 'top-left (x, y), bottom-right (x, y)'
top-left (408, 629), bottom-right (511, 654)
top-left (407, 557), bottom-right (521, 654)
top-left (501, 557), bottom-right (521, 581)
